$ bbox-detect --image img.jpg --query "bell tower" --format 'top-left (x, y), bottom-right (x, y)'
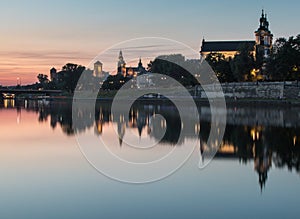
top-left (117, 50), bottom-right (126, 76)
top-left (93, 61), bottom-right (103, 77)
top-left (255, 10), bottom-right (273, 57)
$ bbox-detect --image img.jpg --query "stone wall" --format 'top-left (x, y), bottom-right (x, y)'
top-left (197, 82), bottom-right (300, 99)
top-left (199, 105), bottom-right (300, 128)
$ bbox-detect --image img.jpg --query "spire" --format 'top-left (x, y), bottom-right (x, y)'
top-left (138, 57), bottom-right (143, 68)
top-left (118, 50), bottom-right (126, 68)
top-left (258, 9), bottom-right (270, 31)
top-left (119, 50), bottom-right (123, 59)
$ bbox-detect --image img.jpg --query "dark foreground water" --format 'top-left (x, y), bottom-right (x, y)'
top-left (0, 99), bottom-right (300, 219)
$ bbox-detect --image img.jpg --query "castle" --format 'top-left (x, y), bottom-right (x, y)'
top-left (50, 10), bottom-right (273, 83)
top-left (116, 50), bottom-right (147, 77)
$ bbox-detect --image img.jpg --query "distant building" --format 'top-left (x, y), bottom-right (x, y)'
top-left (117, 50), bottom-right (147, 77)
top-left (200, 40), bottom-right (256, 59)
top-left (93, 60), bottom-right (109, 81)
top-left (117, 50), bottom-right (126, 75)
top-left (255, 10), bottom-right (273, 57)
top-left (136, 73), bottom-right (154, 89)
top-left (115, 50), bottom-right (154, 88)
top-left (200, 10), bottom-right (273, 59)
top-left (93, 61), bottom-right (103, 77)
top-left (50, 67), bottom-right (57, 81)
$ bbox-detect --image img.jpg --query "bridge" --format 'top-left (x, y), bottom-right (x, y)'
top-left (0, 89), bottom-right (62, 96)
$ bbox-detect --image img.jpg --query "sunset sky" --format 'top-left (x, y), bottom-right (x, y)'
top-left (0, 0), bottom-right (299, 86)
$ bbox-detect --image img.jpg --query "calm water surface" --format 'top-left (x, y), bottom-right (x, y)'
top-left (0, 99), bottom-right (300, 219)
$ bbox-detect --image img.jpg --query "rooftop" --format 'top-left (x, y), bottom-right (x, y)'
top-left (200, 40), bottom-right (256, 52)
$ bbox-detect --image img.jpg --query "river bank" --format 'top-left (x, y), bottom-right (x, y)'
top-left (40, 95), bottom-right (300, 107)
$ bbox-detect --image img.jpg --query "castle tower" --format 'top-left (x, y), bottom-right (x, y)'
top-left (117, 50), bottom-right (126, 76)
top-left (138, 57), bottom-right (143, 68)
top-left (50, 67), bottom-right (57, 81)
top-left (93, 61), bottom-right (103, 77)
top-left (255, 10), bottom-right (273, 57)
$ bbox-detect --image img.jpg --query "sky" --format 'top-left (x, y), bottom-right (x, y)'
top-left (0, 0), bottom-right (299, 86)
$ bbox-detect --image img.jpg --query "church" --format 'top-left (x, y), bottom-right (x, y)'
top-left (200, 10), bottom-right (273, 60)
top-left (117, 50), bottom-right (147, 77)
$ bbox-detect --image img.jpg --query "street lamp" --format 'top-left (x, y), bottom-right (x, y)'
top-left (17, 77), bottom-right (21, 86)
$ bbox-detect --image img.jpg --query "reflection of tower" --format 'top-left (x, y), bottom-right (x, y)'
top-left (252, 127), bottom-right (272, 191)
top-left (254, 145), bottom-right (272, 192)
top-left (118, 122), bottom-right (126, 146)
top-left (199, 137), bottom-right (205, 165)
top-left (117, 50), bottom-right (126, 76)
top-left (50, 114), bottom-right (58, 129)
top-left (93, 61), bottom-right (103, 77)
top-left (95, 120), bottom-right (103, 135)
top-left (255, 10), bottom-right (273, 58)
top-left (95, 108), bottom-right (104, 135)
top-left (16, 105), bottom-right (21, 124)
top-left (114, 111), bottom-right (126, 146)
top-left (136, 110), bottom-right (147, 137)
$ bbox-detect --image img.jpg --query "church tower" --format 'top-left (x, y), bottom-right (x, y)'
top-left (255, 10), bottom-right (273, 57)
top-left (50, 67), bottom-right (57, 81)
top-left (93, 61), bottom-right (103, 77)
top-left (117, 50), bottom-right (126, 76)
top-left (138, 57), bottom-right (143, 68)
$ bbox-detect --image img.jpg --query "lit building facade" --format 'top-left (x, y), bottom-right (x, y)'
top-left (255, 10), bottom-right (273, 58)
top-left (117, 50), bottom-right (147, 77)
top-left (200, 10), bottom-right (273, 59)
top-left (93, 61), bottom-right (103, 77)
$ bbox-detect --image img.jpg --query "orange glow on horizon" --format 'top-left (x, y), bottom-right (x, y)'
top-left (0, 60), bottom-right (87, 86)
top-left (0, 49), bottom-right (96, 86)
top-left (0, 53), bottom-right (152, 86)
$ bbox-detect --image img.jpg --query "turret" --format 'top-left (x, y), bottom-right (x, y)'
top-left (255, 10), bottom-right (273, 57)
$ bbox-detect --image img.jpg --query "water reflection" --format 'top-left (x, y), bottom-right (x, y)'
top-left (1, 98), bottom-right (300, 190)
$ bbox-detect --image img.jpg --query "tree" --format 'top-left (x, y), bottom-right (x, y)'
top-left (266, 35), bottom-right (300, 81)
top-left (37, 74), bottom-right (49, 84)
top-left (148, 54), bottom-right (199, 86)
top-left (230, 44), bottom-right (255, 81)
top-left (58, 63), bottom-right (86, 92)
top-left (102, 74), bottom-right (129, 90)
top-left (205, 53), bottom-right (234, 82)
top-left (254, 48), bottom-right (264, 73)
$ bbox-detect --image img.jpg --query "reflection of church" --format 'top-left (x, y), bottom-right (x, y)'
top-left (4, 99), bottom-right (300, 192)
top-left (215, 125), bottom-right (273, 191)
top-left (251, 126), bottom-right (272, 191)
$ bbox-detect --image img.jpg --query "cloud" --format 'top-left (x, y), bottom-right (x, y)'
top-left (109, 44), bottom-right (169, 51)
top-left (0, 50), bottom-right (94, 62)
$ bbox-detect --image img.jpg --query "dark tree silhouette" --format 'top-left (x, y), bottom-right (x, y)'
top-left (230, 43), bottom-right (255, 81)
top-left (37, 74), bottom-right (49, 84)
top-left (266, 34), bottom-right (300, 81)
top-left (205, 53), bottom-right (235, 82)
top-left (148, 54), bottom-right (199, 86)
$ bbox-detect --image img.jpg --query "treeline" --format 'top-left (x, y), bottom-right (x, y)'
top-left (147, 54), bottom-right (200, 86)
top-left (33, 34), bottom-right (300, 92)
top-left (206, 34), bottom-right (300, 82)
top-left (36, 63), bottom-right (87, 92)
